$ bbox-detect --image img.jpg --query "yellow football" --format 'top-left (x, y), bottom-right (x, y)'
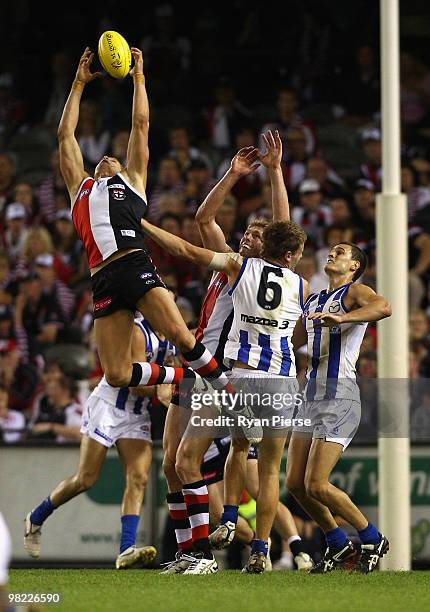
top-left (98, 31), bottom-right (131, 79)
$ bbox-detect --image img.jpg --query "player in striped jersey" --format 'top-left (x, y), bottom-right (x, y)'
top-left (24, 317), bottom-right (175, 568)
top-left (58, 47), bottom-right (231, 410)
top-left (143, 218), bottom-right (308, 573)
top-left (286, 242), bottom-right (392, 573)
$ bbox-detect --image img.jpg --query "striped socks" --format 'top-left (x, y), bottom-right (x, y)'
top-left (182, 341), bottom-right (232, 392)
top-left (129, 362), bottom-right (196, 387)
top-left (166, 492), bottom-right (193, 552)
top-left (182, 479), bottom-right (211, 557)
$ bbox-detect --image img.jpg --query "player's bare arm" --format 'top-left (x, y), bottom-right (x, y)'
top-left (57, 47), bottom-right (101, 199)
top-left (123, 48), bottom-right (149, 195)
top-left (195, 147), bottom-right (259, 251)
top-left (308, 284), bottom-right (392, 327)
top-left (141, 219), bottom-right (242, 284)
top-left (259, 130), bottom-right (290, 221)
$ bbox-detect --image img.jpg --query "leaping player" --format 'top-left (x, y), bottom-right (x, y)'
top-left (142, 217), bottom-right (308, 573)
top-left (286, 242), bottom-right (391, 573)
top-left (24, 317), bottom-right (176, 569)
top-left (58, 47), bottom-right (231, 414)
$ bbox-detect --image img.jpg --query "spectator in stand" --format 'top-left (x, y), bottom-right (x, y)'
top-left (0, 385), bottom-right (25, 443)
top-left (12, 182), bottom-right (40, 225)
top-left (183, 159), bottom-right (217, 215)
top-left (29, 375), bottom-right (81, 443)
top-left (15, 226), bottom-right (54, 278)
top-left (401, 163), bottom-right (430, 221)
top-left (0, 254), bottom-right (14, 306)
top-left (357, 351), bottom-right (377, 379)
top-left (400, 52), bottom-right (430, 137)
top-left (292, 179), bottom-right (331, 247)
top-left (147, 157), bottom-right (184, 223)
top-left (52, 209), bottom-right (86, 287)
top-left (335, 45), bottom-right (380, 126)
top-left (329, 196), bottom-right (354, 227)
top-left (260, 86), bottom-right (317, 158)
top-left (168, 125), bottom-right (213, 173)
top-left (0, 305), bottom-right (20, 388)
top-left (305, 157), bottom-right (344, 198)
top-left (0, 72), bottom-right (26, 145)
top-left (76, 99), bottom-right (110, 169)
top-left (2, 204), bottom-right (28, 269)
top-left (408, 226), bottom-right (430, 309)
top-left (205, 77), bottom-right (253, 153)
top-left (281, 127), bottom-right (308, 190)
top-left (34, 253), bottom-right (76, 322)
top-left (0, 152), bottom-right (16, 214)
top-left (212, 195), bottom-right (241, 250)
top-left (37, 149), bottom-right (68, 226)
top-left (359, 127), bottom-right (382, 189)
top-left (353, 179), bottom-right (376, 241)
top-left (13, 272), bottom-right (66, 360)
top-left (159, 212), bottom-right (182, 236)
top-left (295, 250), bottom-right (327, 294)
top-left (155, 193), bottom-right (185, 220)
top-left (217, 127), bottom-right (263, 216)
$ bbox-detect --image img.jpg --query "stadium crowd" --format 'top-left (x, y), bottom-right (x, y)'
top-left (1, 1), bottom-right (430, 446)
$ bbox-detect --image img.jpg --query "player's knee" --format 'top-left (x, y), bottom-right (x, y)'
top-left (305, 479), bottom-right (329, 504)
top-left (162, 453), bottom-right (177, 479)
top-left (76, 470), bottom-right (98, 492)
top-left (175, 449), bottom-right (200, 481)
top-left (126, 470), bottom-right (149, 492)
top-left (105, 366), bottom-right (130, 388)
top-left (162, 322), bottom-right (191, 351)
top-left (286, 473), bottom-right (306, 499)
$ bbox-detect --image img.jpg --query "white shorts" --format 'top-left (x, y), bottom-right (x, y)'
top-left (230, 367), bottom-right (299, 430)
top-left (293, 399), bottom-right (361, 450)
top-left (80, 395), bottom-right (152, 447)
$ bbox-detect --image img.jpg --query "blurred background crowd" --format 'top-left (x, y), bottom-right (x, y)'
top-left (0, 0), bottom-right (430, 444)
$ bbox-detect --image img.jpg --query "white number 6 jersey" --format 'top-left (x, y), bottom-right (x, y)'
top-left (224, 257), bottom-right (304, 376)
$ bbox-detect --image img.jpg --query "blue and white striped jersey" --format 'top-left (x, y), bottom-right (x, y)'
top-left (304, 283), bottom-right (367, 401)
top-left (224, 258), bottom-right (304, 376)
top-left (92, 318), bottom-right (178, 414)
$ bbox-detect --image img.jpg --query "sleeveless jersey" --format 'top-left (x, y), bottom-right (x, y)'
top-left (224, 258), bottom-right (304, 376)
top-left (195, 271), bottom-right (233, 364)
top-left (93, 318), bottom-right (178, 413)
top-left (71, 172), bottom-right (147, 268)
top-left (304, 283), bottom-right (367, 401)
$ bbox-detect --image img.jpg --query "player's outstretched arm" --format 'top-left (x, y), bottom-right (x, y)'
top-left (58, 48), bottom-right (101, 199)
top-left (126, 48), bottom-right (149, 193)
top-left (195, 147), bottom-right (259, 251)
top-left (141, 220), bottom-right (241, 281)
top-left (308, 284), bottom-right (392, 326)
top-left (259, 130), bottom-right (290, 221)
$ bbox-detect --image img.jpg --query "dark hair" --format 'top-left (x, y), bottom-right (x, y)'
top-left (340, 242), bottom-right (368, 281)
top-left (261, 221), bottom-right (307, 260)
top-left (159, 212), bottom-right (182, 226)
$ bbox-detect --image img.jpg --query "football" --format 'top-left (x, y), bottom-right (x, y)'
top-left (98, 31), bottom-right (131, 79)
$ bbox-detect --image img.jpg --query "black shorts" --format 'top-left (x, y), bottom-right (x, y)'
top-left (200, 443), bottom-right (258, 486)
top-left (91, 250), bottom-right (166, 319)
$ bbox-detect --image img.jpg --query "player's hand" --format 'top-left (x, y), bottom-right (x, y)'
top-left (130, 48), bottom-right (144, 76)
top-left (230, 147), bottom-right (260, 176)
top-left (307, 312), bottom-right (345, 327)
top-left (76, 48), bottom-right (102, 83)
top-left (258, 130), bottom-right (282, 169)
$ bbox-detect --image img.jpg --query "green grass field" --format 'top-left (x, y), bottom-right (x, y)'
top-left (8, 569), bottom-right (429, 612)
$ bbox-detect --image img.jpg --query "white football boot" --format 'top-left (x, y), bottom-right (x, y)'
top-left (23, 512), bottom-right (42, 558)
top-left (115, 545), bottom-right (157, 569)
top-left (183, 552), bottom-right (218, 574)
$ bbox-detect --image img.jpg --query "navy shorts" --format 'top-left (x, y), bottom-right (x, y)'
top-left (91, 250), bottom-right (166, 319)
